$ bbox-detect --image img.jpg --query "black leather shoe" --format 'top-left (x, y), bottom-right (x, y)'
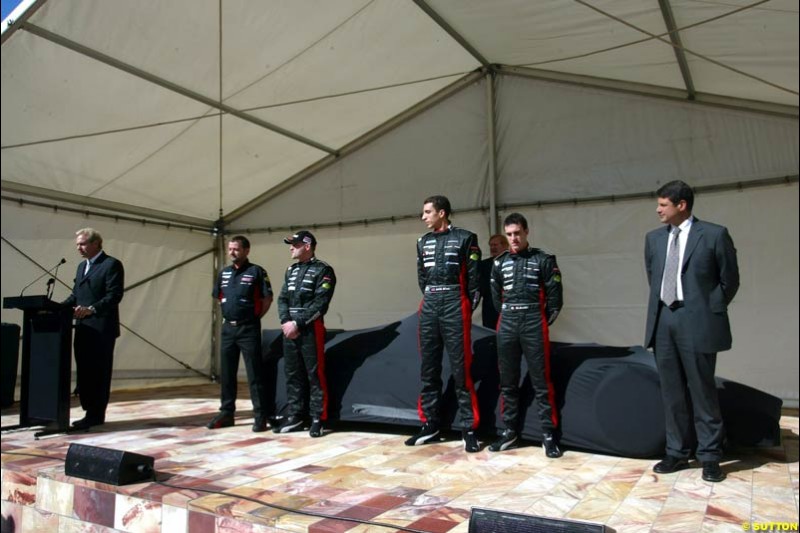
top-left (252, 416), bottom-right (269, 433)
top-left (71, 417), bottom-right (103, 430)
top-left (488, 429), bottom-right (519, 452)
top-left (653, 456), bottom-right (690, 474)
top-left (462, 430), bottom-right (479, 453)
top-left (701, 461), bottom-right (726, 482)
top-left (206, 412), bottom-right (234, 430)
top-left (542, 433), bottom-right (563, 458)
top-left (309, 419), bottom-right (323, 438)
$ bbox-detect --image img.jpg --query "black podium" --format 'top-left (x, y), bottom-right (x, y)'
top-left (2, 295), bottom-right (72, 437)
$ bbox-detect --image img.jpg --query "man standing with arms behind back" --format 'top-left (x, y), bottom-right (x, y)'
top-left (406, 195), bottom-right (482, 453)
top-left (63, 228), bottom-right (124, 430)
top-left (645, 180), bottom-right (739, 482)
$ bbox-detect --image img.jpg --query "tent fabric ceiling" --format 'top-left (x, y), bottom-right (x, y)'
top-left (1, 0), bottom-right (797, 222)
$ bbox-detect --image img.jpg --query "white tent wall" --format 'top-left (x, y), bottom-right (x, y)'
top-left (232, 78), bottom-right (490, 229)
top-left (495, 75), bottom-right (799, 201)
top-left (1, 199), bottom-right (215, 385)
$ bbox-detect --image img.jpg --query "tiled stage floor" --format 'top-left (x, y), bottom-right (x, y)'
top-left (2, 384), bottom-right (798, 533)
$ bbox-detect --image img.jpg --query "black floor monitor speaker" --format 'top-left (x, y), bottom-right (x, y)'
top-left (65, 444), bottom-right (155, 486)
top-left (470, 507), bottom-right (606, 533)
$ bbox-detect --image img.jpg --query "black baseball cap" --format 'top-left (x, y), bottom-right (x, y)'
top-left (284, 230), bottom-right (317, 246)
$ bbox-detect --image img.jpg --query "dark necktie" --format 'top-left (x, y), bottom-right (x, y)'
top-left (661, 227), bottom-right (681, 306)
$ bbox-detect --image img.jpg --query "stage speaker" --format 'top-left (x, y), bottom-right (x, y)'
top-left (469, 507), bottom-right (606, 533)
top-left (65, 444), bottom-right (154, 486)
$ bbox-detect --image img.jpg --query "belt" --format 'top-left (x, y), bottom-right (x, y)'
top-left (662, 300), bottom-right (684, 311)
top-left (501, 302), bottom-right (537, 311)
top-left (425, 284), bottom-right (460, 293)
top-left (224, 318), bottom-right (255, 326)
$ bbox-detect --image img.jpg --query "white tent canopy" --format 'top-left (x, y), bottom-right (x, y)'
top-left (2, 1), bottom-right (797, 403)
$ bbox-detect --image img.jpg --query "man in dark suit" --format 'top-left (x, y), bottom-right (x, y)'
top-left (62, 228), bottom-right (124, 429)
top-left (644, 180), bottom-right (739, 482)
top-left (478, 234), bottom-right (509, 329)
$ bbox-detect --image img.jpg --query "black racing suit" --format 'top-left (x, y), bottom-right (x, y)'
top-left (213, 261), bottom-right (272, 418)
top-left (490, 247), bottom-right (563, 434)
top-left (416, 225), bottom-right (482, 430)
top-left (277, 257), bottom-right (336, 421)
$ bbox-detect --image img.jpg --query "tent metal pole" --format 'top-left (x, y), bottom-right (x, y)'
top-left (229, 175), bottom-right (797, 234)
top-left (658, 0), bottom-right (695, 99)
top-left (498, 175), bottom-right (799, 211)
top-left (0, 0), bottom-right (47, 44)
top-left (124, 248), bottom-right (214, 292)
top-left (210, 229), bottom-right (225, 381)
top-left (1, 180), bottom-right (213, 228)
top-left (486, 71), bottom-right (498, 235)
top-left (1, 235), bottom-right (213, 379)
top-left (500, 65), bottom-right (798, 119)
top-left (412, 0), bottom-right (491, 68)
top-left (19, 22), bottom-right (338, 156)
top-left (225, 70), bottom-right (485, 223)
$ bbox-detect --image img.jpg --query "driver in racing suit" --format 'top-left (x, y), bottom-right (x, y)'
top-left (405, 195), bottom-right (482, 453)
top-left (488, 212), bottom-right (564, 457)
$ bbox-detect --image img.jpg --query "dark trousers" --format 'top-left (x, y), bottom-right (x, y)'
top-left (654, 304), bottom-right (724, 462)
top-left (417, 292), bottom-right (479, 430)
top-left (74, 325), bottom-right (116, 421)
top-left (496, 308), bottom-right (558, 433)
top-left (283, 320), bottom-right (328, 421)
top-left (219, 321), bottom-right (269, 417)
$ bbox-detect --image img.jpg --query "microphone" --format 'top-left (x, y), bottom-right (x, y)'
top-left (47, 258), bottom-right (65, 299)
top-left (20, 258), bottom-right (67, 297)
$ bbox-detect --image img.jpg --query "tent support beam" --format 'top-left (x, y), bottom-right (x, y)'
top-left (20, 22), bottom-right (338, 156)
top-left (486, 71), bottom-right (498, 235)
top-left (1, 235), bottom-right (212, 380)
top-left (498, 175), bottom-right (799, 211)
top-left (500, 65), bottom-right (798, 119)
top-left (412, 0), bottom-right (491, 68)
top-left (125, 248), bottom-right (214, 292)
top-left (228, 175), bottom-right (798, 234)
top-left (209, 230), bottom-right (225, 381)
top-left (224, 70), bottom-right (486, 224)
top-left (658, 0), bottom-right (696, 99)
top-left (1, 180), bottom-right (214, 228)
top-left (0, 0), bottom-right (47, 44)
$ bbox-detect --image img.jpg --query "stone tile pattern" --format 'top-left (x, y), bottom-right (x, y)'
top-left (1, 385), bottom-right (798, 532)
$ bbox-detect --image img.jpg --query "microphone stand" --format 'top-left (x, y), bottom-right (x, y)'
top-left (46, 260), bottom-right (64, 300)
top-left (19, 258), bottom-right (67, 298)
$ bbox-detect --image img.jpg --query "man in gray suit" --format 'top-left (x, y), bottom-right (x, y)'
top-left (644, 180), bottom-right (739, 483)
